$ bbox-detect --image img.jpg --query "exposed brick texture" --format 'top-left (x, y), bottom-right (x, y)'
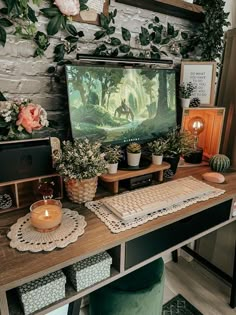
top-left (0, 0), bottom-right (194, 139)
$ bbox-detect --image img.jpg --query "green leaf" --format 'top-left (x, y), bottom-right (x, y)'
top-left (154, 16), bottom-right (160, 23)
top-left (0, 91), bottom-right (7, 101)
top-left (151, 45), bottom-right (159, 53)
top-left (34, 31), bottom-right (49, 50)
top-left (98, 44), bottom-right (107, 51)
top-left (0, 8), bottom-right (8, 15)
top-left (78, 31), bottom-right (84, 37)
top-left (94, 30), bottom-right (106, 40)
top-left (153, 32), bottom-right (161, 44)
top-left (181, 32), bottom-right (189, 40)
top-left (47, 66), bottom-right (56, 74)
top-left (161, 37), bottom-right (171, 45)
top-left (173, 30), bottom-right (179, 38)
top-left (34, 47), bottom-right (44, 57)
top-left (119, 44), bottom-right (130, 53)
top-left (111, 48), bottom-right (119, 57)
top-left (167, 23), bottom-right (174, 36)
top-left (54, 43), bottom-right (65, 54)
top-left (28, 5), bottom-right (38, 23)
top-left (106, 26), bottom-right (115, 35)
top-left (148, 23), bottom-right (153, 29)
top-left (0, 26), bottom-right (6, 47)
top-left (110, 37), bottom-right (121, 46)
top-left (47, 14), bottom-right (63, 36)
top-left (5, 0), bottom-right (15, 14)
top-left (65, 36), bottom-right (78, 43)
top-left (40, 7), bottom-right (60, 18)
top-left (122, 27), bottom-right (131, 41)
top-left (0, 18), bottom-right (13, 27)
top-left (150, 52), bottom-right (161, 60)
top-left (100, 13), bottom-right (109, 29)
top-left (66, 24), bottom-right (78, 36)
top-left (139, 27), bottom-right (150, 46)
top-left (113, 9), bottom-right (117, 17)
top-left (80, 4), bottom-right (88, 11)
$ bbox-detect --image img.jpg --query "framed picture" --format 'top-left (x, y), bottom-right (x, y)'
top-left (73, 0), bottom-right (109, 25)
top-left (180, 61), bottom-right (217, 106)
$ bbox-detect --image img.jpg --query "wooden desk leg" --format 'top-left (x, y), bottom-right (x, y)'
top-left (0, 291), bottom-right (9, 315)
top-left (230, 243), bottom-right (236, 308)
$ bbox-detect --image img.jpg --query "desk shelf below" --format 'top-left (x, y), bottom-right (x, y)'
top-left (99, 162), bottom-right (170, 194)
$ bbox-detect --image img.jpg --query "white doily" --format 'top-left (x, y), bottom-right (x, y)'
top-left (7, 209), bottom-right (87, 252)
top-left (85, 180), bottom-right (225, 234)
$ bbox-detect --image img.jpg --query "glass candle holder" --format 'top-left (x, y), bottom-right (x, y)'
top-left (30, 199), bottom-right (62, 233)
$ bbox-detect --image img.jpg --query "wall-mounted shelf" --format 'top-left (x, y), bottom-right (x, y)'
top-left (116, 0), bottom-right (204, 22)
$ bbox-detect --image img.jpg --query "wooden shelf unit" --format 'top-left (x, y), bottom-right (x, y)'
top-left (116, 0), bottom-right (204, 22)
top-left (0, 174), bottom-right (63, 214)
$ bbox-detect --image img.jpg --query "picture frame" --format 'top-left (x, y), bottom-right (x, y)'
top-left (180, 61), bottom-right (217, 106)
top-left (73, 0), bottom-right (109, 25)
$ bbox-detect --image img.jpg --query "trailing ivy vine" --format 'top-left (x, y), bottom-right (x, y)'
top-left (0, 0), bottom-right (230, 73)
top-left (189, 0), bottom-right (230, 61)
top-left (94, 12), bottom-right (190, 59)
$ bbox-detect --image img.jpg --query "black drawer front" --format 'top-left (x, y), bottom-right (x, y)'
top-left (125, 200), bottom-right (232, 269)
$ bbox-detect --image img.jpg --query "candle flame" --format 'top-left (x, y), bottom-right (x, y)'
top-left (45, 210), bottom-right (49, 217)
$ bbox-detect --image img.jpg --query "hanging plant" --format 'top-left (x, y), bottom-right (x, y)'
top-left (189, 0), bottom-right (230, 61)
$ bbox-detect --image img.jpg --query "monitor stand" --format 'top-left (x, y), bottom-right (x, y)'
top-left (99, 162), bottom-right (170, 194)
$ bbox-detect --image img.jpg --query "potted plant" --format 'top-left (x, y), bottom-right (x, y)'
top-left (148, 138), bottom-right (168, 165)
top-left (126, 142), bottom-right (142, 167)
top-left (103, 145), bottom-right (123, 174)
top-left (55, 138), bottom-right (107, 204)
top-left (179, 82), bottom-right (196, 108)
top-left (163, 127), bottom-right (195, 177)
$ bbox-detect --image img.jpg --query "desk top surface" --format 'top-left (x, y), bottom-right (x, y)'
top-left (0, 166), bottom-right (235, 290)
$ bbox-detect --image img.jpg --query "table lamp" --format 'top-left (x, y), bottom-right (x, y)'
top-left (184, 116), bottom-right (205, 164)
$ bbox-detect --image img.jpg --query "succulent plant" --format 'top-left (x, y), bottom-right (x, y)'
top-left (104, 145), bottom-right (123, 164)
top-left (126, 142), bottom-right (141, 153)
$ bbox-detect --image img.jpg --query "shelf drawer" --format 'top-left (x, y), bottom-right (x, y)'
top-left (125, 200), bottom-right (232, 269)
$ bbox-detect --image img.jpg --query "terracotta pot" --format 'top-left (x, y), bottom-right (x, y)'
top-left (65, 177), bottom-right (98, 204)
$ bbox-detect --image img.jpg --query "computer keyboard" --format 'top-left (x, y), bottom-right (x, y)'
top-left (101, 176), bottom-right (216, 221)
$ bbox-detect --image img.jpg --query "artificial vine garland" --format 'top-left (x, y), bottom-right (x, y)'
top-left (0, 0), bottom-right (229, 68)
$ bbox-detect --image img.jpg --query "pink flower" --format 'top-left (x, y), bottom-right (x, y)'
top-left (16, 104), bottom-right (44, 133)
top-left (54, 0), bottom-right (80, 16)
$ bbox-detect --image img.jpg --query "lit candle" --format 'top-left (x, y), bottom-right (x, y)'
top-left (30, 200), bottom-right (62, 232)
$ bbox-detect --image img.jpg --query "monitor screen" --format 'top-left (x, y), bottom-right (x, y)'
top-left (66, 64), bottom-right (177, 145)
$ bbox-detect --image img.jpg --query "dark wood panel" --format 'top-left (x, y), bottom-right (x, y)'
top-left (116, 0), bottom-right (204, 22)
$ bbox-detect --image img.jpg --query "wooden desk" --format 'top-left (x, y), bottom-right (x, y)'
top-left (0, 166), bottom-right (235, 315)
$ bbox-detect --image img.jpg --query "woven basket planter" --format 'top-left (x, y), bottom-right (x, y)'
top-left (65, 177), bottom-right (98, 204)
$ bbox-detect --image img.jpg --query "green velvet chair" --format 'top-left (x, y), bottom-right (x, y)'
top-left (89, 258), bottom-right (165, 315)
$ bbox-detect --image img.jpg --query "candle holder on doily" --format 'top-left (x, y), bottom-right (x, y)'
top-left (7, 209), bottom-right (87, 252)
top-left (30, 199), bottom-right (62, 233)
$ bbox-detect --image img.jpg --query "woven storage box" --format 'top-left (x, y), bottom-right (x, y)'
top-left (17, 270), bottom-right (66, 315)
top-left (65, 251), bottom-right (112, 292)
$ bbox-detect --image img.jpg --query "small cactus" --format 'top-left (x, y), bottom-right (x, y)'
top-left (209, 154), bottom-right (230, 172)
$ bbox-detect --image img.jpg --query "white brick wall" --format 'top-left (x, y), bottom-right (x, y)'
top-left (0, 0), bottom-right (194, 137)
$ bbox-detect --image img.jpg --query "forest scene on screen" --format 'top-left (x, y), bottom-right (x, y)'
top-left (66, 65), bottom-right (176, 143)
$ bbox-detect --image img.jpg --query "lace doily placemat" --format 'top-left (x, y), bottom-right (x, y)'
top-left (8, 209), bottom-right (87, 252)
top-left (85, 178), bottom-right (225, 234)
